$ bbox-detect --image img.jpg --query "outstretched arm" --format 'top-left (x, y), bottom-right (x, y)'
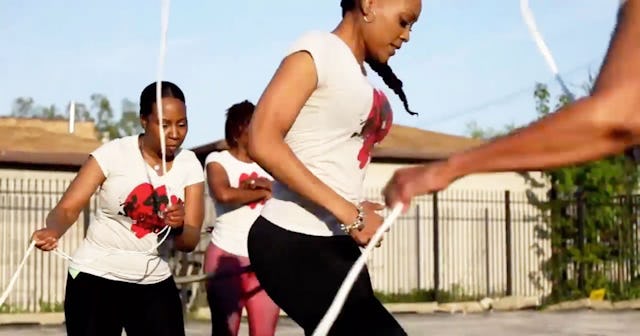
top-left (445, 0), bottom-right (640, 178)
top-left (384, 1), bottom-right (640, 207)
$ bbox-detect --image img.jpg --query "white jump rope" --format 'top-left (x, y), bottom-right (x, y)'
top-left (311, 204), bottom-right (403, 335)
top-left (0, 0), bottom-right (172, 307)
top-left (520, 0), bottom-right (575, 101)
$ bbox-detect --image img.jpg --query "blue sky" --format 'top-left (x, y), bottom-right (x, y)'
top-left (0, 1), bottom-right (619, 148)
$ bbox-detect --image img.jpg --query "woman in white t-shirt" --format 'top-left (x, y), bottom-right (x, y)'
top-left (247, 0), bottom-right (422, 335)
top-left (30, 81), bottom-right (205, 336)
top-left (203, 100), bottom-right (280, 336)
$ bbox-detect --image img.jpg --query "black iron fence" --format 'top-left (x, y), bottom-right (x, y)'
top-left (3, 176), bottom-right (640, 313)
top-left (363, 188), bottom-right (640, 304)
top-left (363, 188), bottom-right (548, 302)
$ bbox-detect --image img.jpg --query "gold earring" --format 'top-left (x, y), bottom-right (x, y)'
top-left (363, 10), bottom-right (376, 23)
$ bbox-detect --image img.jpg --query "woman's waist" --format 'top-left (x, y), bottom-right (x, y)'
top-left (69, 241), bottom-right (171, 283)
top-left (261, 197), bottom-right (347, 237)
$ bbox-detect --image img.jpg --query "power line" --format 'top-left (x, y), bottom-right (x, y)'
top-left (420, 59), bottom-right (600, 126)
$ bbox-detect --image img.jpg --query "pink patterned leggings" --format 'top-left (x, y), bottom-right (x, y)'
top-left (204, 242), bottom-right (280, 336)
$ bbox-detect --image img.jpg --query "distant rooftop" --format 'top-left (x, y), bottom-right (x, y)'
top-left (191, 124), bottom-right (485, 164)
top-left (0, 117), bottom-right (102, 169)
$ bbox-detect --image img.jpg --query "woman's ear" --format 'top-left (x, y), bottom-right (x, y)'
top-left (359, 0), bottom-right (376, 17)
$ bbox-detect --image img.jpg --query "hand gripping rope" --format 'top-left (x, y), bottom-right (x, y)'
top-left (311, 203), bottom-right (403, 336)
top-left (0, 0), bottom-right (172, 307)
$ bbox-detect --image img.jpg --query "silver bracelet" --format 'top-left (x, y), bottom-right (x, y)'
top-left (340, 204), bottom-right (365, 234)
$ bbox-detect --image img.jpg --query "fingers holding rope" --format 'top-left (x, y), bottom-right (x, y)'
top-left (311, 203), bottom-right (403, 336)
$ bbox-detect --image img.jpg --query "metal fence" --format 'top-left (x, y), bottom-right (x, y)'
top-left (0, 176), bottom-right (90, 313)
top-left (363, 188), bottom-right (551, 301)
top-left (2, 175), bottom-right (639, 313)
top-left (540, 193), bottom-right (640, 302)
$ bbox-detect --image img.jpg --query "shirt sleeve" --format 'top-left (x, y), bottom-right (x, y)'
top-left (183, 151), bottom-right (205, 187)
top-left (89, 139), bottom-right (119, 178)
top-left (204, 151), bottom-right (222, 167)
top-left (286, 31), bottom-right (332, 88)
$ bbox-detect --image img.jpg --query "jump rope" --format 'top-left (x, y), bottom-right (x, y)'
top-left (1, 1), bottom-right (600, 335)
top-left (0, 0), bottom-right (172, 307)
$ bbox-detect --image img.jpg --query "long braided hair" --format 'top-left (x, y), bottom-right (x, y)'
top-left (341, 0), bottom-right (417, 116)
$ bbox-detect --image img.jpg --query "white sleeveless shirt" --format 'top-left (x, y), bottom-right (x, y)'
top-left (260, 31), bottom-right (394, 237)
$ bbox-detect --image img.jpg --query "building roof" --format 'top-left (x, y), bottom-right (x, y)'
top-left (0, 118), bottom-right (102, 169)
top-left (0, 117), bottom-right (97, 140)
top-left (373, 124), bottom-right (485, 161)
top-left (3, 119), bottom-right (485, 169)
top-left (191, 124), bottom-right (485, 164)
top-left (0, 150), bottom-right (90, 168)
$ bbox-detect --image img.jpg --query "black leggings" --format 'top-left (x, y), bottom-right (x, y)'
top-left (64, 272), bottom-right (185, 336)
top-left (248, 216), bottom-right (406, 336)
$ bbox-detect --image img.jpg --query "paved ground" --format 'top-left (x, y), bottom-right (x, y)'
top-left (1, 311), bottom-right (639, 335)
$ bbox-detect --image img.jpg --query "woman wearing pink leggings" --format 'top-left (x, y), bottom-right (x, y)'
top-left (203, 100), bottom-right (280, 336)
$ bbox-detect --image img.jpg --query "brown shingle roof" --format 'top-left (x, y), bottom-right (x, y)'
top-left (373, 124), bottom-right (485, 161)
top-left (0, 126), bottom-right (102, 153)
top-left (191, 124), bottom-right (484, 163)
top-left (0, 150), bottom-right (90, 167)
top-left (3, 121), bottom-right (484, 169)
top-left (0, 117), bottom-right (97, 140)
top-left (0, 118), bottom-right (102, 168)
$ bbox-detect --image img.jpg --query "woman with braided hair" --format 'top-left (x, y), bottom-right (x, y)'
top-left (247, 0), bottom-right (421, 334)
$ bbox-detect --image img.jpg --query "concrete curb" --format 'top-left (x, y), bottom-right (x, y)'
top-left (190, 296), bottom-right (640, 320)
top-left (4, 297), bottom-right (640, 326)
top-left (0, 312), bottom-right (64, 325)
top-left (190, 296), bottom-right (542, 320)
top-left (544, 298), bottom-right (640, 312)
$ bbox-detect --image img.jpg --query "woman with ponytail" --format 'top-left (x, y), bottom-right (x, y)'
top-left (247, 0), bottom-right (421, 334)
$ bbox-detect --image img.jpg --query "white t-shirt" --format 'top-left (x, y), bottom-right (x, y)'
top-left (69, 134), bottom-right (204, 284)
top-left (260, 31), bottom-right (394, 236)
top-left (205, 150), bottom-right (273, 257)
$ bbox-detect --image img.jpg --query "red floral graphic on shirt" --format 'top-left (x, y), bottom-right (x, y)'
top-left (354, 89), bottom-right (394, 169)
top-left (119, 183), bottom-right (180, 238)
top-left (239, 172), bottom-right (267, 209)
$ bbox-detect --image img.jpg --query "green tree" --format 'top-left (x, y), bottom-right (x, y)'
top-left (467, 78), bottom-right (640, 302)
top-left (65, 101), bottom-right (93, 122)
top-left (118, 98), bottom-right (143, 137)
top-left (8, 95), bottom-right (142, 140)
top-left (91, 94), bottom-right (119, 140)
top-left (11, 97), bottom-right (34, 117)
top-left (464, 120), bottom-right (516, 140)
top-left (527, 82), bottom-right (640, 303)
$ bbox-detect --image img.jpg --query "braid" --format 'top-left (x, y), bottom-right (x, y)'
top-left (340, 0), bottom-right (355, 16)
top-left (340, 0), bottom-right (416, 115)
top-left (366, 58), bottom-right (417, 115)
